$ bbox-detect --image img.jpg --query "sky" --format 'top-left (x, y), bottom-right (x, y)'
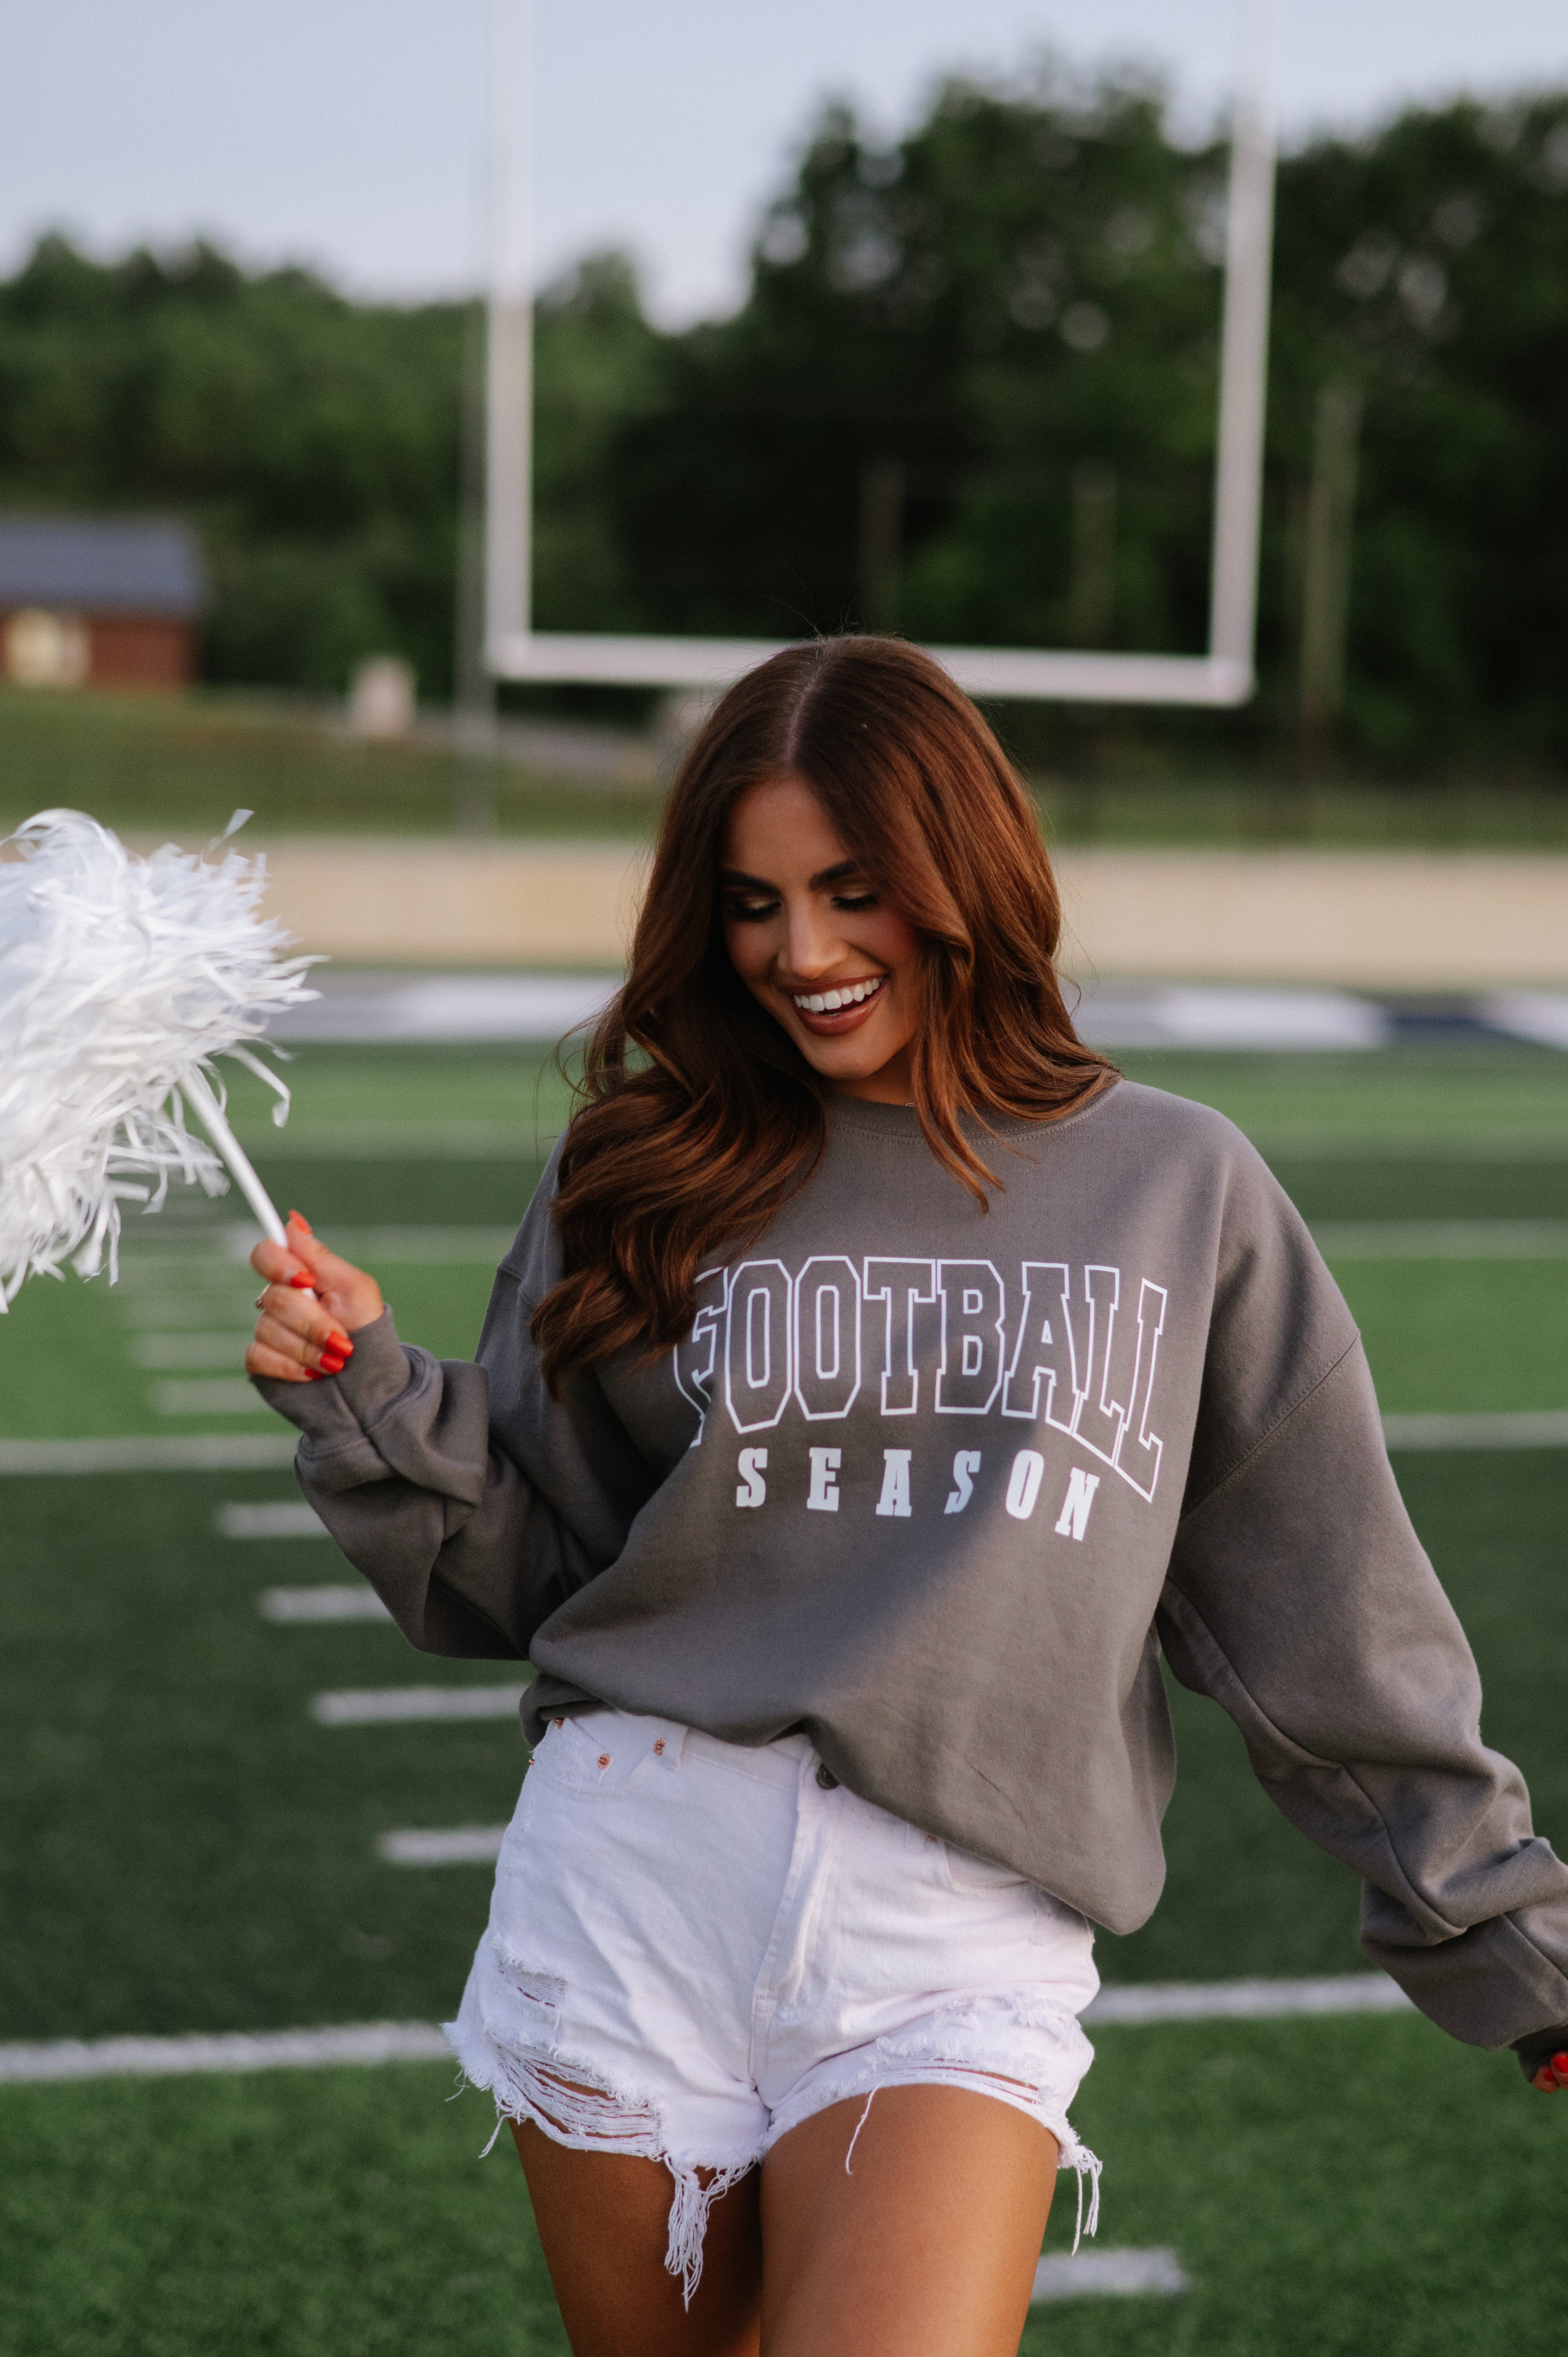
top-left (2, 1), bottom-right (1566, 324)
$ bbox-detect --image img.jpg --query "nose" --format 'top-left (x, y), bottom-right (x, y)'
top-left (781, 894), bottom-right (841, 981)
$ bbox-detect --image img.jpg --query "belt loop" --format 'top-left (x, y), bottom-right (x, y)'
top-left (651, 1720), bottom-right (689, 1770)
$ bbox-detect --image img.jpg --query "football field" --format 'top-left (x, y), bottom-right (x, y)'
top-left (2, 1041), bottom-right (1565, 2354)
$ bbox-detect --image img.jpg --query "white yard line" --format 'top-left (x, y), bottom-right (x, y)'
top-left (0, 1435), bottom-right (298, 1475)
top-left (1033, 2248), bottom-right (1189, 2301)
top-left (376, 1827), bottom-right (507, 1864)
top-left (149, 1378), bottom-right (270, 1416)
top-left (1314, 1220), bottom-right (1568, 1258)
top-left (219, 1502), bottom-right (330, 1540)
top-left (131, 1334), bottom-right (255, 1371)
top-left (0, 1976), bottom-right (1423, 2088)
top-left (1383, 1410), bottom-right (1568, 1450)
top-left (262, 1587), bottom-right (392, 1624)
top-left (310, 1684), bottom-right (526, 1726)
top-left (0, 2023), bottom-right (451, 2085)
top-left (1083, 1973), bottom-right (1412, 2024)
top-left (5, 1405), bottom-right (1563, 1483)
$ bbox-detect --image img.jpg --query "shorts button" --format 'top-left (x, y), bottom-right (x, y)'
top-left (815, 1762), bottom-right (839, 1790)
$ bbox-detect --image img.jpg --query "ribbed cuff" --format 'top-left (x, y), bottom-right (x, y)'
top-left (250, 1307), bottom-right (409, 1438)
top-left (1511, 2023), bottom-right (1568, 2083)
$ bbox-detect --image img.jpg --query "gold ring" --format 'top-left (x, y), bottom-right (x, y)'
top-left (254, 1290), bottom-right (269, 1310)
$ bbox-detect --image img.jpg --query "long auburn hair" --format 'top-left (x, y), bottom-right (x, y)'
top-left (532, 635), bottom-right (1114, 1384)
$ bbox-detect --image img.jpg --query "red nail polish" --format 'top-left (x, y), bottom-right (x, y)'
top-left (306, 1369), bottom-right (324, 1382)
top-left (329, 1332), bottom-right (352, 1353)
top-left (288, 1210), bottom-right (313, 1235)
top-left (320, 1355), bottom-right (346, 1375)
top-left (1554, 2052), bottom-right (1568, 2072)
top-left (289, 1273), bottom-right (316, 1292)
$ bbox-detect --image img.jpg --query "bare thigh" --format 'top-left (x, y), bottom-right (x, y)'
top-left (760, 2085), bottom-right (1057, 2357)
top-left (512, 2121), bottom-right (762, 2357)
top-left (512, 2085), bottom-right (1055, 2357)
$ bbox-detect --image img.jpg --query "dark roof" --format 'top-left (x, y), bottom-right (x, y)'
top-left (0, 516), bottom-right (207, 617)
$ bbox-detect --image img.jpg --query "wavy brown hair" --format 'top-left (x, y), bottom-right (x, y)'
top-left (532, 635), bottom-right (1114, 1384)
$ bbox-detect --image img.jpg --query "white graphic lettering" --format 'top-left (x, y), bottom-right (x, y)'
top-left (792, 1256), bottom-right (862, 1421)
top-left (1054, 1467), bottom-right (1100, 1539)
top-left (687, 1246), bottom-right (1171, 1505)
top-left (1112, 1280), bottom-right (1167, 1501)
top-left (1001, 1262), bottom-right (1077, 1431)
top-left (807, 1446), bottom-right (842, 1511)
top-left (1073, 1265), bottom-right (1127, 1466)
top-left (936, 1260), bottom-right (1006, 1414)
top-left (1005, 1449), bottom-right (1046, 1520)
top-left (673, 1266), bottom-right (728, 1445)
top-left (945, 1449), bottom-right (981, 1514)
top-left (863, 1258), bottom-right (937, 1413)
top-left (876, 1449), bottom-right (913, 1518)
top-left (725, 1260), bottom-right (793, 1434)
top-left (735, 1447), bottom-right (768, 1508)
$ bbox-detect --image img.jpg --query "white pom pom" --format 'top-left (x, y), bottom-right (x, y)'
top-left (0, 809), bottom-right (319, 1306)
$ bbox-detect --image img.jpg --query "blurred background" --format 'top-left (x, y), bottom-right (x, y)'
top-left (2, 6), bottom-right (1566, 2353)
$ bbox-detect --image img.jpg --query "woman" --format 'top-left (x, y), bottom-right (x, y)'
top-left (249, 638), bottom-right (1568, 2357)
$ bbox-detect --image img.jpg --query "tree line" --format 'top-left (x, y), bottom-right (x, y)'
top-left (1, 67), bottom-right (1565, 770)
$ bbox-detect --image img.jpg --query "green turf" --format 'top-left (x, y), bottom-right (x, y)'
top-left (0, 685), bottom-right (664, 843)
top-left (5, 1039), bottom-right (1568, 2351)
top-left (0, 2016), bottom-right (1562, 2357)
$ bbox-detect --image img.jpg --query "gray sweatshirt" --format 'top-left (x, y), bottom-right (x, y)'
top-left (257, 1080), bottom-right (1568, 2050)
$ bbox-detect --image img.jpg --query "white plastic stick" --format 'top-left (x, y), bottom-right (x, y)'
top-left (181, 1067), bottom-right (288, 1247)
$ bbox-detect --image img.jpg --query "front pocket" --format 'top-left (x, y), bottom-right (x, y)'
top-left (525, 1709), bottom-right (668, 1797)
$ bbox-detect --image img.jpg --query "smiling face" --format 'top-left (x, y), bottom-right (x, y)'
top-left (720, 771), bottom-right (922, 1104)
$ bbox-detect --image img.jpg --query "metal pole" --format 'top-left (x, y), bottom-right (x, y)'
top-left (1207, 0), bottom-right (1278, 685)
top-left (484, 0), bottom-right (533, 665)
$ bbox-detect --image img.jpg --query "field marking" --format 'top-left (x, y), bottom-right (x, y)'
top-left (1314, 1220), bottom-right (1568, 1258)
top-left (0, 1977), bottom-right (1421, 2088)
top-left (131, 1333), bottom-right (255, 1371)
top-left (262, 1586), bottom-right (393, 1624)
top-left (218, 1501), bottom-right (329, 1540)
top-left (1033, 2248), bottom-right (1189, 2302)
top-left (1383, 1410), bottom-right (1568, 1450)
top-left (377, 1826), bottom-right (507, 1864)
top-left (240, 1124), bottom-right (560, 1160)
top-left (0, 2022), bottom-right (452, 2086)
top-left (0, 1435), bottom-right (298, 1475)
top-left (311, 1683), bottom-right (526, 1726)
top-left (1084, 1973), bottom-right (1412, 2024)
top-left (150, 1378), bottom-right (269, 1416)
top-left (4, 1412), bottom-right (1563, 1479)
top-left (122, 1226), bottom-right (517, 1270)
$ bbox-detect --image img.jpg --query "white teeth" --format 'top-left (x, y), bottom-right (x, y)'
top-left (792, 976), bottom-right (883, 1014)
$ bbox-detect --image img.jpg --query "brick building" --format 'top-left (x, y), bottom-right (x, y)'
top-left (0, 516), bottom-right (207, 690)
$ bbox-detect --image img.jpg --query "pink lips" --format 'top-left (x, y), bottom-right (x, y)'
top-left (787, 987), bottom-right (884, 1037)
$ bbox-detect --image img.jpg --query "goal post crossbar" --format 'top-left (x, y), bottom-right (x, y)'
top-left (484, 1), bottom-right (1278, 707)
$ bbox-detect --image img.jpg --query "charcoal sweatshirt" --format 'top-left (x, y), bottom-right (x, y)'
top-left (256, 1079), bottom-right (1568, 2050)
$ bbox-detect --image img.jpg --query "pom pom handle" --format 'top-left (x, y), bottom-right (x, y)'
top-left (181, 1067), bottom-right (288, 1248)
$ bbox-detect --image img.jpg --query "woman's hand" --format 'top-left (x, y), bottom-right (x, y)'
top-left (246, 1211), bottom-right (385, 1384)
top-left (1531, 2050), bottom-right (1568, 2094)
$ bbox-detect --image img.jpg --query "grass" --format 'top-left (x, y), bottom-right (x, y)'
top-left (3, 1040), bottom-right (1566, 2349)
top-left (7, 682), bottom-right (1568, 850)
top-left (2, 2018), bottom-right (1564, 2357)
top-left (0, 686), bottom-right (666, 844)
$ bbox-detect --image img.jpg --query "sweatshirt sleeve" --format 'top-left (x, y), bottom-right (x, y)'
top-left (1154, 1137), bottom-right (1568, 2051)
top-left (251, 1148), bottom-right (660, 1662)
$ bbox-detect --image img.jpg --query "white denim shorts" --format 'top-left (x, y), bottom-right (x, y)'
top-left (447, 1705), bottom-right (1101, 2299)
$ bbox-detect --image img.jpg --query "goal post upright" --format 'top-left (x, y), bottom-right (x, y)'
top-left (482, 0), bottom-right (1278, 708)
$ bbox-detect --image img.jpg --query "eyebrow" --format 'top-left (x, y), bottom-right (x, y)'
top-left (719, 858), bottom-right (863, 893)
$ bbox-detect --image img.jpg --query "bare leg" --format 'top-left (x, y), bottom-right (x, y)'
top-left (759, 2086), bottom-right (1058, 2357)
top-left (511, 2120), bottom-right (762, 2357)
